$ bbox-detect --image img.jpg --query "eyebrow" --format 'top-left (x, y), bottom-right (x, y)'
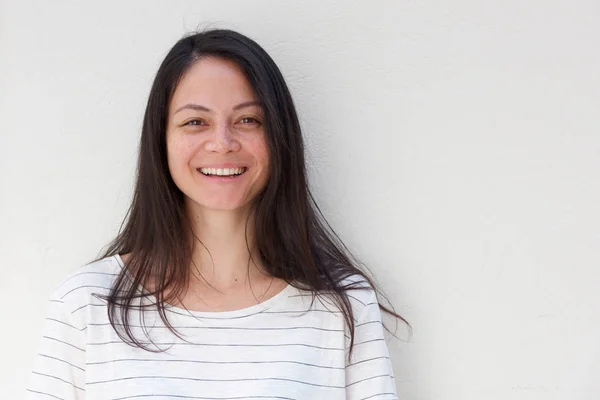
top-left (174, 100), bottom-right (261, 115)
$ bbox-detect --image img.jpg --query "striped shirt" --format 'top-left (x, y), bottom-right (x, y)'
top-left (27, 255), bottom-right (397, 399)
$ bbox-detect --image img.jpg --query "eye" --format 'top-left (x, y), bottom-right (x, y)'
top-left (239, 117), bottom-right (261, 125)
top-left (183, 119), bottom-right (206, 127)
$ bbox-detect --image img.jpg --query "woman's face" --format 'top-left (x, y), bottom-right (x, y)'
top-left (166, 56), bottom-right (270, 214)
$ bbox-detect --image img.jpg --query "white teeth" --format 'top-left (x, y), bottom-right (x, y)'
top-left (199, 167), bottom-right (246, 176)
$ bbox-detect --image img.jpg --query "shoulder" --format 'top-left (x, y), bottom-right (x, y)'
top-left (296, 273), bottom-right (379, 325)
top-left (339, 273), bottom-right (378, 314)
top-left (48, 255), bottom-right (121, 312)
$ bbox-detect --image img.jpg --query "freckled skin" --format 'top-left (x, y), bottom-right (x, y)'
top-left (165, 57), bottom-right (270, 215)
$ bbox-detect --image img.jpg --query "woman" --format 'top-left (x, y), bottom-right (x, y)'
top-left (27, 29), bottom-right (408, 399)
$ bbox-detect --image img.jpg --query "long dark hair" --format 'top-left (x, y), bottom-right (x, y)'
top-left (93, 28), bottom-right (410, 356)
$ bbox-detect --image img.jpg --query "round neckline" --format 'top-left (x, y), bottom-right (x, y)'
top-left (112, 254), bottom-right (296, 319)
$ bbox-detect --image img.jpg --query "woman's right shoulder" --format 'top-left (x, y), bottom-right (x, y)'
top-left (48, 254), bottom-right (124, 306)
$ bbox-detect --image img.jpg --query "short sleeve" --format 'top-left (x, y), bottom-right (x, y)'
top-left (345, 290), bottom-right (398, 399)
top-left (26, 291), bottom-right (87, 399)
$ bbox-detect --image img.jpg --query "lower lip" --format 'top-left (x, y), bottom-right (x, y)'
top-left (197, 170), bottom-right (247, 182)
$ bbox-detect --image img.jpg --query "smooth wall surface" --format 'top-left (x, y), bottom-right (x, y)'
top-left (1, 1), bottom-right (599, 399)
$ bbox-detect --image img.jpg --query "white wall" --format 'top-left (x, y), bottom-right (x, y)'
top-left (1, 0), bottom-right (599, 399)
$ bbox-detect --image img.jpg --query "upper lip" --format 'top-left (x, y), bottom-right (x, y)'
top-left (197, 164), bottom-right (247, 169)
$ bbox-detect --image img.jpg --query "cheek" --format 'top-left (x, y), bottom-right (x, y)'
top-left (258, 146), bottom-right (269, 169)
top-left (251, 136), bottom-right (270, 169)
top-left (166, 136), bottom-right (196, 175)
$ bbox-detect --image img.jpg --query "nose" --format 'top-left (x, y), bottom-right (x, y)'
top-left (203, 123), bottom-right (241, 153)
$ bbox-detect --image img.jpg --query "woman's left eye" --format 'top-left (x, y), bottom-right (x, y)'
top-left (239, 117), bottom-right (261, 125)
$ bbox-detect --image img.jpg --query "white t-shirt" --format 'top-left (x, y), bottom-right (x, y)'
top-left (27, 255), bottom-right (397, 399)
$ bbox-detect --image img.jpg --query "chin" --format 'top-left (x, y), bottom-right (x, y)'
top-left (205, 204), bottom-right (248, 212)
top-left (190, 198), bottom-right (253, 213)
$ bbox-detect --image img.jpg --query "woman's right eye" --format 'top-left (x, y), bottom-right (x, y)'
top-left (184, 119), bottom-right (205, 126)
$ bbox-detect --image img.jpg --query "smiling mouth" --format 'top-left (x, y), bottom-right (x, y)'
top-left (197, 167), bottom-right (248, 177)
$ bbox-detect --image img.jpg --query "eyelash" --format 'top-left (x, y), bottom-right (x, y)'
top-left (184, 119), bottom-right (205, 126)
top-left (183, 117), bottom-right (262, 127)
top-left (239, 117), bottom-right (261, 125)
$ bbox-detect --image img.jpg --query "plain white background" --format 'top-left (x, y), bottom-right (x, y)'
top-left (1, 1), bottom-right (599, 399)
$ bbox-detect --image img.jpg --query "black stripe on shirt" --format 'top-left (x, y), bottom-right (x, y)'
top-left (89, 375), bottom-right (345, 389)
top-left (87, 322), bottom-right (343, 333)
top-left (26, 389), bottom-right (65, 400)
top-left (87, 341), bottom-right (344, 351)
top-left (87, 358), bottom-right (343, 370)
top-left (45, 318), bottom-right (79, 330)
top-left (31, 371), bottom-right (85, 391)
top-left (60, 285), bottom-right (112, 299)
top-left (42, 335), bottom-right (85, 352)
top-left (111, 394), bottom-right (296, 400)
top-left (347, 355), bottom-right (391, 367)
top-left (38, 353), bottom-right (85, 371)
top-left (346, 373), bottom-right (392, 388)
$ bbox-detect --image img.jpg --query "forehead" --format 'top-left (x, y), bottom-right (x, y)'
top-left (169, 56), bottom-right (257, 111)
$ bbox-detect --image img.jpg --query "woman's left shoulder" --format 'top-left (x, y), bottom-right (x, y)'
top-left (339, 274), bottom-right (379, 314)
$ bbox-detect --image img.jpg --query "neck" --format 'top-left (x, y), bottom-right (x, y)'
top-left (185, 200), bottom-right (267, 290)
